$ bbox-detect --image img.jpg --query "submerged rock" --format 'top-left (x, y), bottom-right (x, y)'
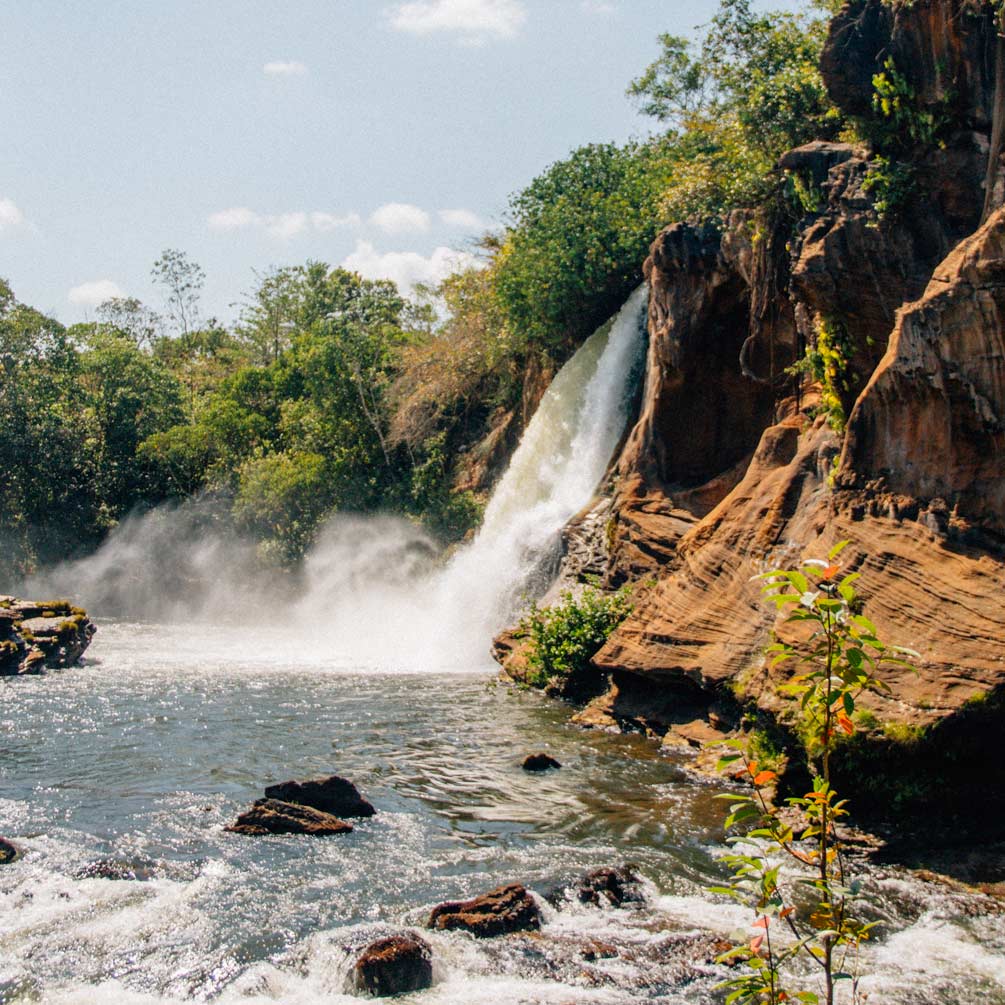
top-left (264, 774), bottom-right (375, 818)
top-left (351, 933), bottom-right (433, 997)
top-left (522, 752), bottom-right (562, 772)
top-left (225, 798), bottom-right (353, 836)
top-left (74, 858), bottom-right (158, 881)
top-left (428, 883), bottom-right (541, 938)
top-left (577, 866), bottom-right (644, 908)
top-left (0, 837), bottom-right (21, 864)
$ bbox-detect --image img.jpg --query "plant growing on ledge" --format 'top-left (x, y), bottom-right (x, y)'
top-left (518, 582), bottom-right (633, 689)
top-left (711, 542), bottom-right (917, 1005)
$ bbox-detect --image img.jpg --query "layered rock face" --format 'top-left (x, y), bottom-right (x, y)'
top-left (509, 1), bottom-right (1005, 835)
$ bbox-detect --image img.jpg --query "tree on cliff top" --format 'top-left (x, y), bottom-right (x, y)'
top-left (629, 0), bottom-right (841, 222)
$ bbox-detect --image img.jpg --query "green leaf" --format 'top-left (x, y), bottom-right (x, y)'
top-left (828, 540), bottom-right (851, 560)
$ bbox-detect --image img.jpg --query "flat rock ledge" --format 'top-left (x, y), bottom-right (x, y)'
top-left (428, 883), bottom-right (542, 938)
top-left (0, 597), bottom-right (96, 676)
top-left (226, 774), bottom-right (375, 836)
top-left (225, 798), bottom-right (353, 836)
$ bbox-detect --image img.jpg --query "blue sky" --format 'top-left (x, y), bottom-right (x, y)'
top-left (1, 0), bottom-right (803, 326)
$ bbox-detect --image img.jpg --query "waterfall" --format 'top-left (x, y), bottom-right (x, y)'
top-left (19, 286), bottom-right (649, 671)
top-left (417, 283), bottom-right (649, 664)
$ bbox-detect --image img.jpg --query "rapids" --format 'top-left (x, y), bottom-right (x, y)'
top-left (1, 626), bottom-right (1003, 1003)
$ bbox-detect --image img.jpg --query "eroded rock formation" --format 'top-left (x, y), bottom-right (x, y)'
top-left (498, 0), bottom-right (1005, 837)
top-left (427, 883), bottom-right (542, 938)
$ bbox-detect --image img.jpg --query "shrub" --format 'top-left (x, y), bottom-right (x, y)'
top-left (712, 543), bottom-right (917, 1005)
top-left (519, 583), bottom-right (633, 688)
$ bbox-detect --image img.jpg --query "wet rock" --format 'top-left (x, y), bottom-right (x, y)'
top-left (522, 752), bottom-right (561, 772)
top-left (0, 598), bottom-right (96, 675)
top-left (581, 939), bottom-right (619, 961)
top-left (74, 858), bottom-right (158, 881)
top-left (263, 774), bottom-right (375, 818)
top-left (428, 883), bottom-right (541, 938)
top-left (0, 837), bottom-right (21, 864)
top-left (577, 866), bottom-right (644, 908)
top-left (351, 933), bottom-right (433, 997)
top-left (225, 798), bottom-right (353, 836)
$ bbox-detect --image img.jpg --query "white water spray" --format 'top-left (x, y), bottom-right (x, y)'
top-left (20, 286), bottom-right (649, 670)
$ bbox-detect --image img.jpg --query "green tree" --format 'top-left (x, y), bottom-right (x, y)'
top-left (73, 327), bottom-right (185, 514)
top-left (629, 0), bottom-right (839, 223)
top-left (235, 265), bottom-right (307, 365)
top-left (95, 296), bottom-right (162, 348)
top-left (495, 139), bottom-right (673, 353)
top-left (151, 248), bottom-right (205, 337)
top-left (0, 280), bottom-right (96, 574)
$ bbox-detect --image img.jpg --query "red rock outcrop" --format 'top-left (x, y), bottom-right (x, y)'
top-left (496, 1), bottom-right (1005, 836)
top-left (821, 0), bottom-right (999, 128)
top-left (841, 206), bottom-right (1005, 532)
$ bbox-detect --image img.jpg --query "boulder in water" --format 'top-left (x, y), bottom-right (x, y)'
top-left (74, 858), bottom-right (158, 881)
top-left (577, 866), bottom-right (644, 908)
top-left (264, 774), bottom-right (375, 818)
top-left (0, 837), bottom-right (21, 864)
top-left (225, 798), bottom-right (353, 836)
top-left (428, 883), bottom-right (541, 937)
top-left (351, 933), bottom-right (433, 997)
top-left (0, 598), bottom-right (96, 676)
top-left (522, 752), bottom-right (561, 772)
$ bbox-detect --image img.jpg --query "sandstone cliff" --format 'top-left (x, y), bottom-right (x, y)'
top-left (501, 0), bottom-right (1005, 838)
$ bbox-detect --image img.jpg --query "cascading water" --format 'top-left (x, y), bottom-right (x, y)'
top-left (418, 283), bottom-right (649, 665)
top-left (21, 285), bottom-right (649, 670)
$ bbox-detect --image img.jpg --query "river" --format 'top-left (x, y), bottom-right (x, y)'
top-left (2, 623), bottom-right (1004, 1003)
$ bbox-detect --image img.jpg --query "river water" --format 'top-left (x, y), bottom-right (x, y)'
top-left (1, 623), bottom-right (1004, 1004)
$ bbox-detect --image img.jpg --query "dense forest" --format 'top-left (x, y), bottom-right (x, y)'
top-left (3, 0), bottom-right (905, 578)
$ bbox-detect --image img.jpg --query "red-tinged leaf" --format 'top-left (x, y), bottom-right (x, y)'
top-left (750, 935), bottom-right (764, 953)
top-left (753, 770), bottom-right (777, 786)
top-left (780, 906), bottom-right (795, 919)
top-left (753, 916), bottom-right (770, 929)
top-left (820, 564), bottom-right (841, 581)
top-left (837, 714), bottom-right (855, 735)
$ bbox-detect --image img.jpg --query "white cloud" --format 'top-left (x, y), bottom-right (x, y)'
top-left (0, 198), bottom-right (26, 232)
top-left (370, 202), bottom-right (431, 234)
top-left (342, 240), bottom-right (480, 292)
top-left (581, 0), bottom-right (617, 14)
top-left (208, 206), bottom-right (260, 230)
top-left (68, 279), bottom-right (125, 308)
top-left (312, 211), bottom-right (363, 231)
top-left (439, 207), bottom-right (483, 230)
top-left (387, 0), bottom-right (527, 45)
top-left (265, 211), bottom-right (309, 240)
top-left (208, 206), bottom-right (360, 239)
top-left (264, 60), bottom-right (308, 76)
